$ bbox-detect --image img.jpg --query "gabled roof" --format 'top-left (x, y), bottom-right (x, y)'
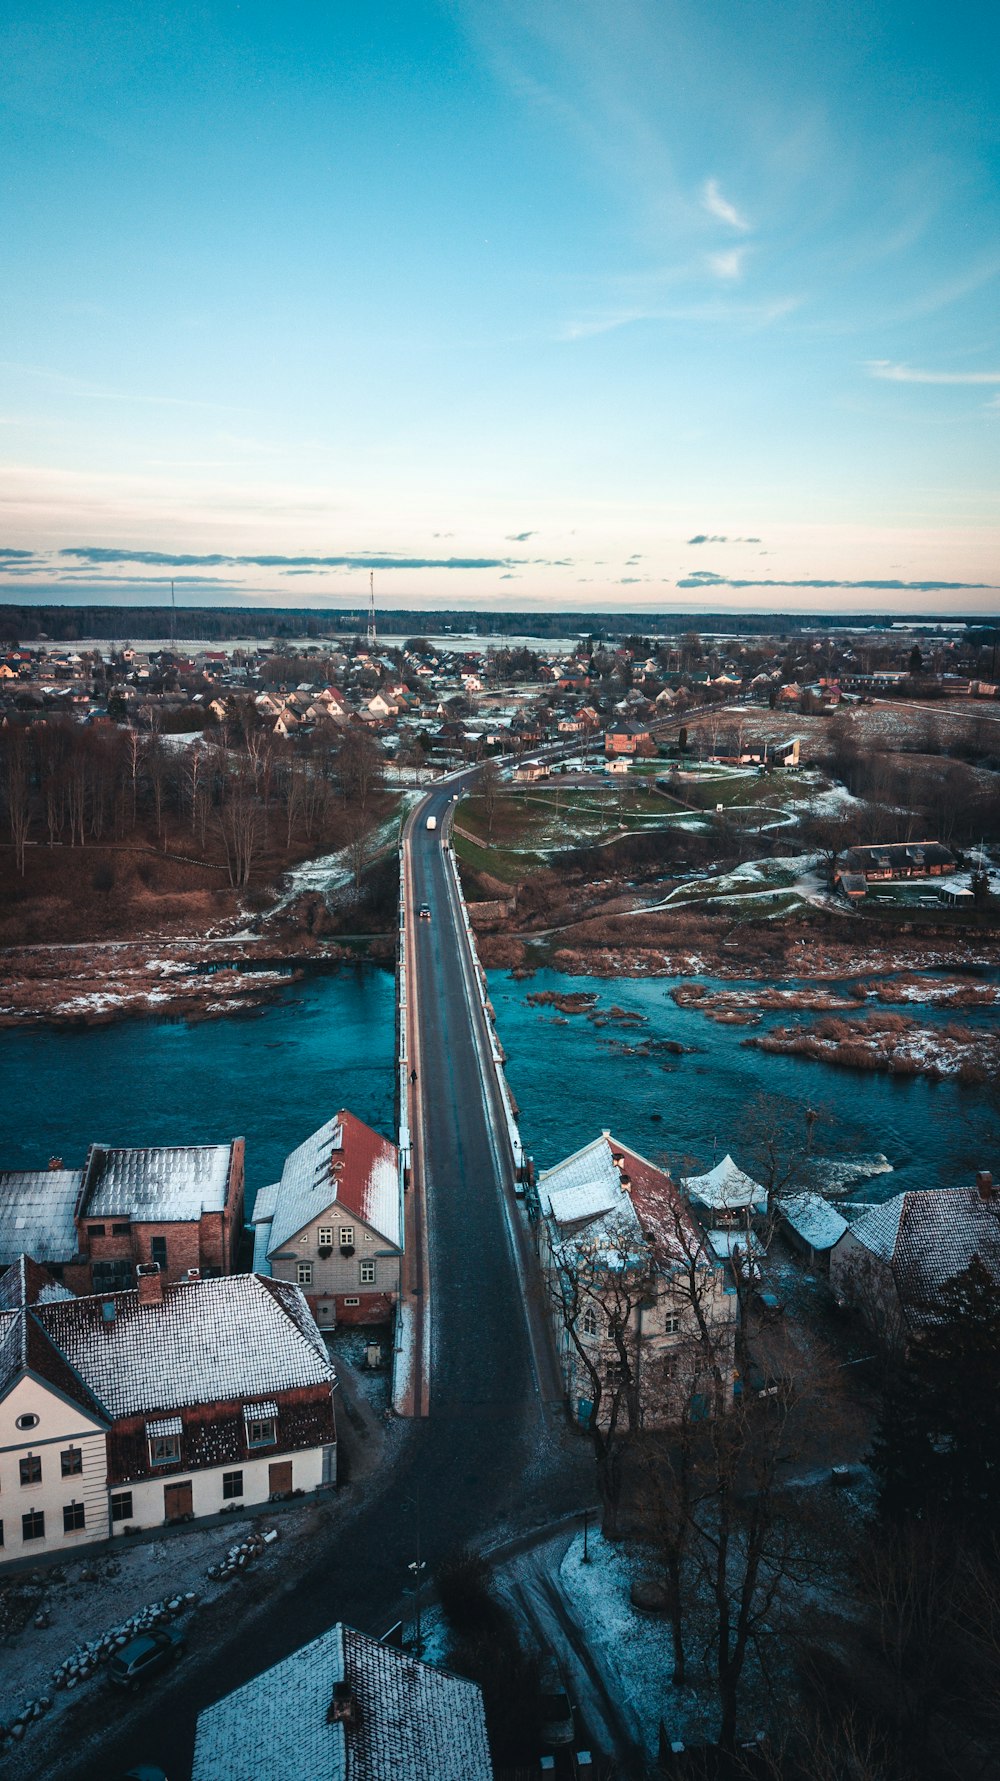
top-left (264, 1113), bottom-right (400, 1257)
top-left (540, 1133), bottom-right (708, 1266)
top-left (34, 1273), bottom-right (335, 1419)
top-left (681, 1155), bottom-right (768, 1216)
top-left (80, 1142), bottom-right (238, 1222)
top-left (844, 1186), bottom-right (1000, 1325)
top-left (191, 1621), bottom-right (493, 1781)
top-left (0, 1170), bottom-right (83, 1265)
top-left (0, 1256), bottom-right (106, 1424)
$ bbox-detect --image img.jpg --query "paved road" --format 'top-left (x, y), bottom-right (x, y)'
top-left (62, 768), bottom-right (582, 1781)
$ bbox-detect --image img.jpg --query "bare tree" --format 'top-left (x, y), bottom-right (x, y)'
top-left (337, 725), bottom-right (383, 815)
top-left (480, 758), bottom-right (502, 842)
top-left (217, 765), bottom-right (258, 888)
top-left (2, 729), bottom-right (32, 874)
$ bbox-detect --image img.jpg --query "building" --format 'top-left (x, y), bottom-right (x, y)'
top-left (681, 1154), bottom-right (768, 1229)
top-left (834, 841), bottom-right (956, 891)
top-left (0, 1168), bottom-right (84, 1276)
top-left (72, 1140), bottom-right (246, 1293)
top-left (604, 722), bottom-right (653, 757)
top-left (192, 1621), bottom-right (493, 1781)
top-left (538, 1132), bottom-right (737, 1427)
top-left (250, 1112), bottom-right (402, 1329)
top-left (830, 1174), bottom-right (1000, 1344)
top-left (0, 1258), bottom-right (337, 1561)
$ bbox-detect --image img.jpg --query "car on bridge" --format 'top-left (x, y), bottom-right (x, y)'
top-left (419, 903), bottom-right (431, 921)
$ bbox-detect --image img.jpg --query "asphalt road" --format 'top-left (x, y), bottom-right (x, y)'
top-left (62, 768), bottom-right (582, 1781)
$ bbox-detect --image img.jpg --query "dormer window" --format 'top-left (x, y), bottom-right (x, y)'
top-left (244, 1401), bottom-right (278, 1448)
top-left (147, 1416), bottom-right (182, 1466)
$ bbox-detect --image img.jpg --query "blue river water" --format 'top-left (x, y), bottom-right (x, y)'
top-left (0, 967), bottom-right (397, 1215)
top-left (0, 964), bottom-right (992, 1218)
top-left (488, 968), bottom-right (996, 1195)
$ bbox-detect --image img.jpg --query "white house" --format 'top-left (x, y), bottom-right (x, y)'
top-left (250, 1111), bottom-right (402, 1330)
top-left (538, 1133), bottom-right (737, 1427)
top-left (0, 1258), bottom-right (338, 1560)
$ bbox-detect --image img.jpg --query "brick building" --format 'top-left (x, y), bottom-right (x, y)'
top-left (73, 1141), bottom-right (245, 1292)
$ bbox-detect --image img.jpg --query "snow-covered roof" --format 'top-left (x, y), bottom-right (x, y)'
top-left (191, 1621), bottom-right (493, 1781)
top-left (539, 1138), bottom-right (623, 1227)
top-left (844, 1194), bottom-right (905, 1262)
top-left (540, 1133), bottom-right (710, 1268)
top-left (81, 1143), bottom-right (237, 1221)
top-left (778, 1193), bottom-right (848, 1252)
top-left (681, 1155), bottom-right (767, 1215)
top-left (708, 1230), bottom-right (766, 1260)
top-left (265, 1113), bottom-right (400, 1256)
top-left (0, 1170), bottom-right (83, 1264)
top-left (34, 1274), bottom-right (334, 1419)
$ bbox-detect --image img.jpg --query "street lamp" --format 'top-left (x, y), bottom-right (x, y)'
top-left (582, 1507), bottom-right (590, 1563)
top-left (408, 1558), bottom-right (427, 1653)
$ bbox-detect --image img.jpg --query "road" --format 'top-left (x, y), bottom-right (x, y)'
top-left (62, 766), bottom-right (582, 1781)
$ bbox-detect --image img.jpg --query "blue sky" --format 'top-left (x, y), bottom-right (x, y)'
top-left (2, 0), bottom-right (998, 614)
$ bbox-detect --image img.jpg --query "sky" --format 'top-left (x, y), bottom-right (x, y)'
top-left (1, 0), bottom-right (998, 617)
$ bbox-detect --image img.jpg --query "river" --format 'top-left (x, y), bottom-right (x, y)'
top-left (0, 963), bottom-right (991, 1217)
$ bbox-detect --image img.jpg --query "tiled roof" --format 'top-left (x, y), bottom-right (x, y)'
top-left (681, 1155), bottom-right (767, 1214)
top-left (0, 1256), bottom-right (106, 1423)
top-left (850, 1187), bottom-right (1000, 1324)
top-left (81, 1143), bottom-right (236, 1221)
top-left (266, 1113), bottom-right (400, 1256)
top-left (0, 1171), bottom-right (83, 1264)
top-left (191, 1622), bottom-right (493, 1781)
top-left (35, 1274), bottom-right (335, 1419)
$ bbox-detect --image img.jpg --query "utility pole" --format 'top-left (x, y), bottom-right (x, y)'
top-left (367, 571), bottom-right (377, 650)
top-left (170, 578), bottom-right (176, 649)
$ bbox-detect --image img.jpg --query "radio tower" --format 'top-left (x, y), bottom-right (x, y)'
top-left (366, 571), bottom-right (377, 649)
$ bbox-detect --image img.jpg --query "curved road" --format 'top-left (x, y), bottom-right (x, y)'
top-left (64, 768), bottom-right (578, 1781)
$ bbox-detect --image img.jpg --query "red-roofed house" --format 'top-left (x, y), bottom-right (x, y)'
top-left (250, 1113), bottom-right (402, 1329)
top-left (538, 1132), bottom-right (737, 1427)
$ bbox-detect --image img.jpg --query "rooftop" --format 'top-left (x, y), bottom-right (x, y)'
top-left (261, 1112), bottom-right (400, 1257)
top-left (0, 1170), bottom-right (83, 1264)
top-left (192, 1621), bottom-right (493, 1781)
top-left (843, 1184), bottom-right (1000, 1325)
top-left (80, 1142), bottom-right (238, 1222)
top-left (681, 1154), bottom-right (768, 1215)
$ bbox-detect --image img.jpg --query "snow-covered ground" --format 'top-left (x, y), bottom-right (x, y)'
top-left (271, 799), bottom-right (419, 912)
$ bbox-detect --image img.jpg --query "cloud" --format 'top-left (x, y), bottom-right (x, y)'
top-left (0, 548), bottom-right (38, 561)
top-left (687, 535), bottom-right (761, 545)
top-left (58, 547), bottom-right (515, 572)
top-left (708, 248), bottom-right (747, 281)
top-left (867, 360), bottom-right (1000, 385)
top-left (678, 570), bottom-right (993, 591)
top-left (702, 178), bottom-right (750, 233)
top-left (505, 531), bottom-right (537, 541)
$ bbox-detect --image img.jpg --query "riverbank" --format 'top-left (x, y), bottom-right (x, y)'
top-left (0, 933), bottom-right (393, 1029)
top-left (750, 1011), bottom-right (1000, 1083)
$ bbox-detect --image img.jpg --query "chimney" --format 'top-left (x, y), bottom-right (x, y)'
top-left (327, 1681), bottom-right (358, 1728)
top-left (184, 1267), bottom-right (202, 1283)
top-left (136, 1262), bottom-right (164, 1306)
top-left (976, 1171), bottom-right (995, 1200)
top-left (48, 1156), bottom-right (64, 1171)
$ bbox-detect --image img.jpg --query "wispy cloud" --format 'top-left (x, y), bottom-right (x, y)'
top-left (708, 247), bottom-right (748, 281)
top-left (58, 547), bottom-right (516, 572)
top-left (702, 178), bottom-right (750, 233)
top-left (867, 360), bottom-right (1000, 385)
top-left (505, 530), bottom-right (537, 541)
top-left (679, 569), bottom-right (993, 591)
top-left (688, 534), bottom-right (761, 544)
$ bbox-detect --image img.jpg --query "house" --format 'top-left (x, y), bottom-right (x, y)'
top-left (72, 1139), bottom-right (245, 1293)
top-left (830, 1174), bottom-right (1000, 1344)
top-left (681, 1154), bottom-right (768, 1229)
top-left (0, 1257), bottom-right (338, 1561)
top-left (250, 1112), bottom-right (402, 1329)
top-left (538, 1132), bottom-right (737, 1427)
top-left (192, 1621), bottom-right (493, 1781)
top-left (835, 842), bottom-right (956, 889)
top-left (604, 722), bottom-right (653, 757)
top-left (0, 1168), bottom-right (84, 1276)
top-left (777, 1193), bottom-right (847, 1270)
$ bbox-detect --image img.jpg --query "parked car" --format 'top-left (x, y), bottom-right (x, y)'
top-left (539, 1655), bottom-right (575, 1747)
top-left (109, 1626), bottom-right (185, 1691)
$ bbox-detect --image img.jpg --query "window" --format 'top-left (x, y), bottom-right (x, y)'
top-left (297, 1261), bottom-right (313, 1286)
top-left (605, 1362), bottom-right (624, 1388)
top-left (87, 1223), bottom-right (106, 1238)
top-left (222, 1470), bottom-right (244, 1500)
top-left (343, 1296), bottom-right (360, 1307)
top-left (20, 1455), bottom-right (41, 1486)
top-left (246, 1417), bottom-right (277, 1449)
top-left (359, 1260), bottom-right (376, 1285)
top-left (317, 1226), bottom-right (334, 1247)
top-left (112, 1221), bottom-right (131, 1236)
top-left (149, 1434), bottom-right (181, 1466)
top-left (338, 1226), bottom-right (355, 1248)
top-left (93, 1258), bottom-right (133, 1292)
top-left (15, 1413), bottom-right (39, 1430)
top-left (581, 1307), bottom-right (599, 1337)
top-left (61, 1447), bottom-right (83, 1476)
top-left (22, 1510), bottom-right (45, 1541)
top-left (110, 1491), bottom-right (133, 1523)
top-left (63, 1501), bottom-right (86, 1533)
top-left (664, 1312), bottom-right (680, 1335)
top-left (364, 1233), bottom-right (373, 1243)
top-left (150, 1236), bottom-right (167, 1270)
top-left (663, 1356), bottom-right (679, 1383)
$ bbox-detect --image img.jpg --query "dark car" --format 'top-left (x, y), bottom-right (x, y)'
top-left (109, 1626), bottom-right (185, 1690)
top-left (539, 1655), bottom-right (575, 1747)
top-left (419, 903), bottom-right (431, 921)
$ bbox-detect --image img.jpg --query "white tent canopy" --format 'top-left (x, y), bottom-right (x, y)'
top-left (681, 1154), bottom-right (767, 1217)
